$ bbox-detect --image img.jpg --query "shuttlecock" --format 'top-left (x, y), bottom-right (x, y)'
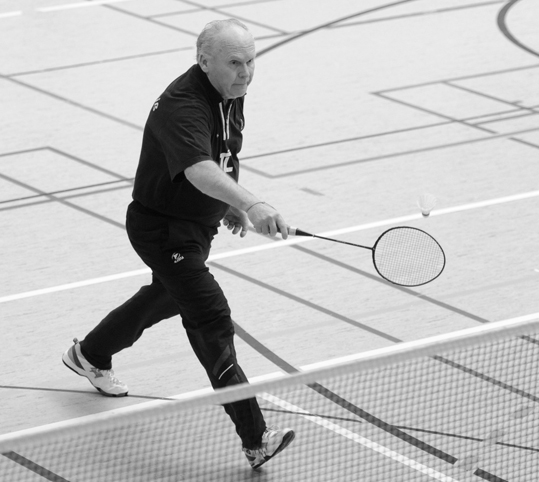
top-left (417, 193), bottom-right (437, 217)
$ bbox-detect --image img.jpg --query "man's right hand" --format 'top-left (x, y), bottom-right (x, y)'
top-left (246, 202), bottom-right (288, 239)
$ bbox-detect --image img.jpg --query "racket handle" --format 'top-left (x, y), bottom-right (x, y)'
top-left (286, 226), bottom-right (313, 237)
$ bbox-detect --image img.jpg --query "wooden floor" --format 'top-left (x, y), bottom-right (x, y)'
top-left (1, 0), bottom-right (538, 480)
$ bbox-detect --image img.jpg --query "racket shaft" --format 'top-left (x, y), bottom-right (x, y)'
top-left (286, 226), bottom-right (371, 250)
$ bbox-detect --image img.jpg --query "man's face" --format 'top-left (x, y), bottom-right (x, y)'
top-left (200, 27), bottom-right (256, 100)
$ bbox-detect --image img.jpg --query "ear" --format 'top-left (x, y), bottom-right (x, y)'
top-left (198, 54), bottom-right (210, 73)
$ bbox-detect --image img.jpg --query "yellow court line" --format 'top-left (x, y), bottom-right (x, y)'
top-left (2, 188), bottom-right (539, 304)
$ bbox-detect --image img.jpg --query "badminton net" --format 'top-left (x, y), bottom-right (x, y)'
top-left (1, 315), bottom-right (538, 481)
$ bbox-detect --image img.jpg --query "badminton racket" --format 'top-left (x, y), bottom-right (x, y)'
top-left (287, 226), bottom-right (445, 287)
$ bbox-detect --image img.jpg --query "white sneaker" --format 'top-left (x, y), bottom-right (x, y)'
top-left (62, 338), bottom-right (128, 397)
top-left (243, 426), bottom-right (295, 469)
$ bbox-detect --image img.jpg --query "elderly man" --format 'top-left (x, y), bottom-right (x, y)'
top-left (63, 19), bottom-right (294, 469)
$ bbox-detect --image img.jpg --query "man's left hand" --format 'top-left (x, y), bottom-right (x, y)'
top-left (222, 207), bottom-right (249, 237)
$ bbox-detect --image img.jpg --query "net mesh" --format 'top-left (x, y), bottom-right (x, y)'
top-left (1, 318), bottom-right (538, 481)
top-left (373, 227), bottom-right (446, 286)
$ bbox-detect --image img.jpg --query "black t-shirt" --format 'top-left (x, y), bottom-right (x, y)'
top-left (132, 64), bottom-right (243, 228)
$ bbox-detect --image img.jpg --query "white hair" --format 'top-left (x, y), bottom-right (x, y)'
top-left (196, 19), bottom-right (250, 58)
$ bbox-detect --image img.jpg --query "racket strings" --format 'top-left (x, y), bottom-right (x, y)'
top-left (373, 228), bottom-right (445, 286)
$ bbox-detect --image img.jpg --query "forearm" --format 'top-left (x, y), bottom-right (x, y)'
top-left (184, 160), bottom-right (258, 211)
top-left (184, 159), bottom-right (288, 238)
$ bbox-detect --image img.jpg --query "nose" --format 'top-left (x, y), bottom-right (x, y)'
top-left (239, 64), bottom-right (250, 78)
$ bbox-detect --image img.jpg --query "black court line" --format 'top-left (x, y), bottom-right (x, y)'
top-left (232, 320), bottom-right (510, 480)
top-left (149, 0), bottom-right (279, 19)
top-left (106, 0), bottom-right (286, 38)
top-left (235, 319), bottom-right (515, 480)
top-left (1, 113), bottom-right (532, 206)
top-left (375, 63), bottom-right (539, 94)
top-left (262, 406), bottom-right (364, 425)
top-left (232, 320), bottom-right (459, 464)
top-left (0, 146), bottom-right (47, 158)
top-left (2, 452), bottom-right (70, 482)
top-left (0, 184), bottom-right (132, 215)
top-left (509, 137), bottom-right (539, 150)
top-left (3, 3), bottom-right (529, 479)
top-left (0, 146), bottom-right (131, 225)
top-left (241, 120), bottom-right (454, 161)
top-left (310, 381), bottom-right (461, 464)
top-left (0, 385), bottom-right (175, 401)
top-left (213, 256), bottom-right (539, 407)
top-left (0, 172), bottom-right (125, 229)
top-left (373, 91), bottom-right (497, 134)
top-left (393, 425), bottom-right (539, 453)
top-left (434, 356), bottom-right (539, 404)
top-left (291, 245), bottom-right (491, 324)
top-left (446, 81), bottom-right (538, 114)
top-left (521, 335), bottom-right (539, 345)
top-left (330, 0), bottom-right (505, 28)
top-left (0, 179), bottom-right (132, 206)
top-left (474, 110), bottom-right (539, 126)
top-left (2, 75), bottom-right (144, 132)
top-left (497, 0), bottom-right (539, 59)
top-left (241, 104), bottom-right (538, 162)
top-left (46, 146), bottom-right (132, 181)
top-left (211, 261), bottom-right (402, 342)
top-left (102, 3), bottom-right (199, 36)
top-left (256, 0), bottom-right (419, 57)
top-left (241, 125), bottom-right (539, 178)
top-left (7, 47), bottom-right (193, 78)
top-left (174, 0), bottom-right (289, 35)
top-left (233, 321), bottom-right (299, 373)
top-left (264, 407), bottom-right (539, 453)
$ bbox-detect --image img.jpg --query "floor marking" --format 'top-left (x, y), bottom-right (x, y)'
top-left (260, 393), bottom-right (460, 482)
top-left (0, 11), bottom-right (21, 19)
top-left (2, 189), bottom-right (539, 304)
top-left (300, 312), bottom-right (539, 370)
top-left (37, 0), bottom-right (131, 12)
top-left (1, 311), bottom-right (537, 449)
top-left (2, 451), bottom-right (69, 482)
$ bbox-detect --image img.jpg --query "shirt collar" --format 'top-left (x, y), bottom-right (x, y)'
top-left (193, 63), bottom-right (226, 105)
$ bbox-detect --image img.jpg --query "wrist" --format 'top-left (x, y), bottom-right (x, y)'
top-left (246, 201), bottom-right (265, 213)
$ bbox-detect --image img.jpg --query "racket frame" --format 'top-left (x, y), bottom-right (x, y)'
top-left (288, 226), bottom-right (446, 287)
top-left (371, 226), bottom-right (446, 287)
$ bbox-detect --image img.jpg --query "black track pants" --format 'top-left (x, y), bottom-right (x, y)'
top-left (80, 201), bottom-right (266, 448)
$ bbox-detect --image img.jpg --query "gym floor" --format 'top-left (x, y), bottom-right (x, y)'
top-left (1, 1), bottom-right (538, 480)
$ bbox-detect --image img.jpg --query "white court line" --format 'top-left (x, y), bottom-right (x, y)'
top-left (0, 11), bottom-right (22, 18)
top-left (261, 393), bottom-right (460, 482)
top-left (37, 0), bottom-right (131, 12)
top-left (2, 188), bottom-right (539, 304)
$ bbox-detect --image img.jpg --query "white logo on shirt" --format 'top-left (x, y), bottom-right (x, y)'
top-left (220, 151), bottom-right (233, 173)
top-left (171, 252), bottom-right (184, 264)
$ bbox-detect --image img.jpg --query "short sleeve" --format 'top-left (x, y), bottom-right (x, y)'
top-left (156, 100), bottom-right (214, 182)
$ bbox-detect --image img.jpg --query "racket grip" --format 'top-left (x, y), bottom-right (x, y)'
top-left (285, 226), bottom-right (313, 237)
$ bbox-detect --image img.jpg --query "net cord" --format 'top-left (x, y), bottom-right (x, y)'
top-left (1, 313), bottom-right (538, 452)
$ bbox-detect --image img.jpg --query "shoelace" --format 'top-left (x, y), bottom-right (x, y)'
top-left (97, 368), bottom-right (122, 385)
top-left (245, 427), bottom-right (277, 456)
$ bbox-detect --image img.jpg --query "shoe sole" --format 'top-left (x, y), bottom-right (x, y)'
top-left (62, 352), bottom-right (128, 398)
top-left (251, 430), bottom-right (296, 470)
